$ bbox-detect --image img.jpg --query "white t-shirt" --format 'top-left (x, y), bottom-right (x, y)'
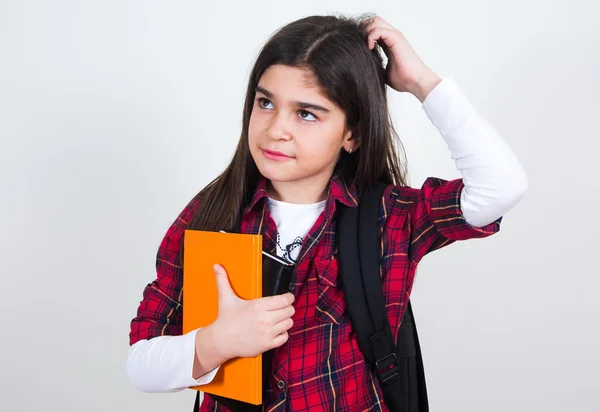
top-left (267, 197), bottom-right (326, 263)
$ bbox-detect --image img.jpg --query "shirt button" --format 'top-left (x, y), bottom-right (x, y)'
top-left (277, 380), bottom-right (285, 389)
top-left (288, 283), bottom-right (295, 292)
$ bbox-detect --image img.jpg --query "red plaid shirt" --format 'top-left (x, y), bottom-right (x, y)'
top-left (129, 174), bottom-right (501, 411)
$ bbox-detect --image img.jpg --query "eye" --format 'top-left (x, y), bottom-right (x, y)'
top-left (298, 110), bottom-right (317, 122)
top-left (257, 97), bottom-right (274, 110)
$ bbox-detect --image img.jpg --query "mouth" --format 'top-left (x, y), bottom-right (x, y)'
top-left (261, 148), bottom-right (294, 161)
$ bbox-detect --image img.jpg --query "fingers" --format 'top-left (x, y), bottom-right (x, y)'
top-left (214, 264), bottom-right (238, 302)
top-left (270, 304), bottom-right (295, 324)
top-left (366, 26), bottom-right (398, 51)
top-left (272, 317), bottom-right (294, 336)
top-left (260, 292), bottom-right (295, 311)
top-left (269, 331), bottom-right (290, 349)
top-left (364, 15), bottom-right (394, 32)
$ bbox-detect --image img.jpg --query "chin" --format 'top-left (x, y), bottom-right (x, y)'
top-left (255, 163), bottom-right (297, 183)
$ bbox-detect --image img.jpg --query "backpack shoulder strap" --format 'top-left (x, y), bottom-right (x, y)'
top-left (337, 183), bottom-right (407, 411)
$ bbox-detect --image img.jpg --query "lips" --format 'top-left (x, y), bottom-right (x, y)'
top-left (261, 148), bottom-right (293, 160)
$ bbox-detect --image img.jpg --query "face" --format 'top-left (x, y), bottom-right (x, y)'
top-left (248, 64), bottom-right (357, 200)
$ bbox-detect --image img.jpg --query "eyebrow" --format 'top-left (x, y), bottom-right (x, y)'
top-left (255, 86), bottom-right (331, 113)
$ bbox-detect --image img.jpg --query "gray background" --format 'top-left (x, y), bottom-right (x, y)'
top-left (1, 0), bottom-right (598, 411)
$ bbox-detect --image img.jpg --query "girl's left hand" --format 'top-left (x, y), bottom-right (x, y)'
top-left (364, 16), bottom-right (441, 101)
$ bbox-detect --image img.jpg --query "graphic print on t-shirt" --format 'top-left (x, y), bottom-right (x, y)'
top-left (276, 232), bottom-right (303, 263)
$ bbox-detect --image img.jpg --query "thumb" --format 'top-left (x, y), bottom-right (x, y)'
top-left (214, 264), bottom-right (238, 304)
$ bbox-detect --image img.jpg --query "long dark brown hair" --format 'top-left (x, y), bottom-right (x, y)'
top-left (185, 13), bottom-right (408, 236)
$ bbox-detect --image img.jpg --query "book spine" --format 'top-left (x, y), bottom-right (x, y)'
top-left (255, 236), bottom-right (262, 404)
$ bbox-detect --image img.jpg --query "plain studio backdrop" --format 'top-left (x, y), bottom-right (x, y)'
top-left (1, 0), bottom-right (598, 411)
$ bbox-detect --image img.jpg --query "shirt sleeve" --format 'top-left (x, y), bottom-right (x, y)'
top-left (126, 328), bottom-right (220, 392)
top-left (129, 200), bottom-right (194, 344)
top-left (421, 77), bottom-right (528, 228)
top-left (392, 177), bottom-right (502, 265)
top-left (127, 196), bottom-right (220, 392)
top-left (386, 76), bottom-right (528, 263)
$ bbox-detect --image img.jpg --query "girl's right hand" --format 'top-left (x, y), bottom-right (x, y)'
top-left (210, 263), bottom-right (295, 359)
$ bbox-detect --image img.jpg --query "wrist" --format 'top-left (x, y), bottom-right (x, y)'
top-left (193, 325), bottom-right (229, 376)
top-left (408, 69), bottom-right (442, 103)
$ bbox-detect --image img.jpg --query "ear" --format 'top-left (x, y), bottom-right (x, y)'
top-left (342, 127), bottom-right (360, 153)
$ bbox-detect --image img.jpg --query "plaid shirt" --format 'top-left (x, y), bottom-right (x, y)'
top-left (129, 174), bottom-right (501, 411)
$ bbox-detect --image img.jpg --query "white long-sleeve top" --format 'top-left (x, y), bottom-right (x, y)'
top-left (126, 76), bottom-right (528, 393)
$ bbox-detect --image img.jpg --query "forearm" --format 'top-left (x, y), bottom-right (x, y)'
top-left (126, 329), bottom-right (220, 393)
top-left (421, 77), bottom-right (528, 227)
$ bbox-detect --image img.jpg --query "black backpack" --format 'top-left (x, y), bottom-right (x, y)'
top-left (194, 184), bottom-right (428, 412)
top-left (337, 183), bottom-right (429, 412)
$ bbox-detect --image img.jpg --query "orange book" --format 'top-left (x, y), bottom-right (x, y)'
top-left (182, 230), bottom-right (263, 405)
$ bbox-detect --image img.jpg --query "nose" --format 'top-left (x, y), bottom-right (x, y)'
top-left (266, 112), bottom-right (292, 141)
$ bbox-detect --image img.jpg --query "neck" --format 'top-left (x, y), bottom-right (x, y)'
top-left (267, 177), bottom-right (330, 204)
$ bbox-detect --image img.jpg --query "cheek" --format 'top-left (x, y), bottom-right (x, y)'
top-left (248, 119), bottom-right (264, 153)
top-left (248, 115), bottom-right (258, 143)
top-left (248, 112), bottom-right (271, 142)
top-left (296, 126), bottom-right (343, 163)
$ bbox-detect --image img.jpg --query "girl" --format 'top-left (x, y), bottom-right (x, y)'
top-left (127, 14), bottom-right (527, 412)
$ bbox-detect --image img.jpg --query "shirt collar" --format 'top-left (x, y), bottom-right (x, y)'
top-left (243, 173), bottom-right (358, 215)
